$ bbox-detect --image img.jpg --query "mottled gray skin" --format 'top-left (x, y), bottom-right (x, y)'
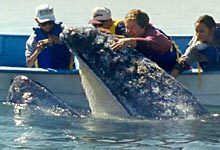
top-left (7, 75), bottom-right (81, 118)
top-left (61, 27), bottom-right (208, 119)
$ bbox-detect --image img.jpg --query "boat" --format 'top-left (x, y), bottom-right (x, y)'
top-left (0, 34), bottom-right (89, 109)
top-left (0, 33), bottom-right (219, 106)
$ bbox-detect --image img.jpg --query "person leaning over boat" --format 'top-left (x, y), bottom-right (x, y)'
top-left (88, 6), bottom-right (126, 36)
top-left (25, 4), bottom-right (74, 69)
top-left (171, 15), bottom-right (220, 78)
top-left (111, 9), bottom-right (181, 72)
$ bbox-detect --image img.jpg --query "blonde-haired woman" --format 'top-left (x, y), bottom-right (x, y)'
top-left (171, 15), bottom-right (220, 78)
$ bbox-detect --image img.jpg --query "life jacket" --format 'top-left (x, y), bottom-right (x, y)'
top-left (199, 46), bottom-right (220, 70)
top-left (109, 20), bottom-right (124, 35)
top-left (33, 23), bottom-right (73, 69)
top-left (144, 28), bottom-right (181, 71)
top-left (190, 26), bottom-right (220, 71)
top-left (149, 43), bottom-right (180, 71)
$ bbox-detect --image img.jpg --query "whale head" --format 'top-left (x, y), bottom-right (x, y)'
top-left (60, 27), bottom-right (209, 119)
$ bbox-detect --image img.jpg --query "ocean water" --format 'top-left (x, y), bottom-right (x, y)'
top-left (0, 103), bottom-right (220, 150)
top-left (0, 0), bottom-right (220, 149)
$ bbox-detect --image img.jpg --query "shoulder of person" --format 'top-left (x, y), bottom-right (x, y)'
top-left (60, 22), bottom-right (67, 29)
top-left (27, 32), bottom-right (37, 42)
top-left (214, 25), bottom-right (220, 40)
top-left (115, 20), bottom-right (125, 27)
top-left (195, 41), bottom-right (210, 51)
top-left (26, 31), bottom-right (38, 53)
top-left (188, 36), bottom-right (210, 50)
top-left (54, 22), bottom-right (67, 30)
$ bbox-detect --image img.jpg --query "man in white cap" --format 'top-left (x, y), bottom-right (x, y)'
top-left (25, 4), bottom-right (74, 69)
top-left (88, 6), bottom-right (125, 36)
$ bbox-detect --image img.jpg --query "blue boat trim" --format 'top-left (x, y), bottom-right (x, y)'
top-left (0, 33), bottom-right (219, 75)
top-left (181, 69), bottom-right (220, 75)
top-left (0, 66), bottom-right (79, 74)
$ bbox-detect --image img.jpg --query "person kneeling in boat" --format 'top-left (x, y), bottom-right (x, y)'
top-left (88, 6), bottom-right (126, 37)
top-left (111, 9), bottom-right (181, 72)
top-left (25, 4), bottom-right (74, 69)
top-left (171, 15), bottom-right (220, 78)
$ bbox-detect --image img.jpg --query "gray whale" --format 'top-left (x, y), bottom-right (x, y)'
top-left (7, 75), bottom-right (81, 118)
top-left (60, 27), bottom-right (208, 119)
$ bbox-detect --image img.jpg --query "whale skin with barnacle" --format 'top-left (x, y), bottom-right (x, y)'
top-left (60, 27), bottom-right (209, 119)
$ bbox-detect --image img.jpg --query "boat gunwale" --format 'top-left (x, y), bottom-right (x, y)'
top-left (0, 67), bottom-right (79, 75)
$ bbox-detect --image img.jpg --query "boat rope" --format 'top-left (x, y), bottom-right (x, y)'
top-left (197, 63), bottom-right (202, 90)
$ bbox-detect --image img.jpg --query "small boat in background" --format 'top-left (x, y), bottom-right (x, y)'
top-left (0, 34), bottom-right (219, 106)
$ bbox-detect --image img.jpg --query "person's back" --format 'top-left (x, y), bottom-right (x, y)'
top-left (88, 6), bottom-right (126, 36)
top-left (25, 4), bottom-right (74, 69)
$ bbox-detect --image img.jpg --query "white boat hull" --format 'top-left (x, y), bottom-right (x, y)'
top-left (0, 67), bottom-right (219, 106)
top-left (0, 67), bottom-right (89, 108)
top-left (178, 71), bottom-right (220, 106)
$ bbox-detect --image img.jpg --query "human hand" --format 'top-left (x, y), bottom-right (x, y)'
top-left (37, 39), bottom-right (49, 50)
top-left (96, 27), bottom-right (111, 34)
top-left (111, 38), bottom-right (135, 51)
top-left (49, 35), bottom-right (62, 44)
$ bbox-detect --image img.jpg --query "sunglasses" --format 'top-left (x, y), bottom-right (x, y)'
top-left (92, 24), bottom-right (103, 28)
top-left (92, 20), bottom-right (108, 28)
top-left (39, 21), bottom-right (55, 26)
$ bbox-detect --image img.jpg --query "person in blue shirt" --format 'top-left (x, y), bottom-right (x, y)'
top-left (25, 4), bottom-right (74, 69)
top-left (171, 15), bottom-right (220, 78)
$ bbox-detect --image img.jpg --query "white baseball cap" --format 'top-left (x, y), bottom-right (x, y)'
top-left (35, 4), bottom-right (56, 23)
top-left (88, 6), bottom-right (111, 24)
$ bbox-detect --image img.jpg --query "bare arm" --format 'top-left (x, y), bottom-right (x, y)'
top-left (26, 47), bottom-right (42, 67)
top-left (26, 40), bottom-right (49, 67)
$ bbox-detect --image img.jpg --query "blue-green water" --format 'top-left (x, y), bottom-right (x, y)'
top-left (0, 103), bottom-right (220, 149)
top-left (1, 0), bottom-right (220, 149)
